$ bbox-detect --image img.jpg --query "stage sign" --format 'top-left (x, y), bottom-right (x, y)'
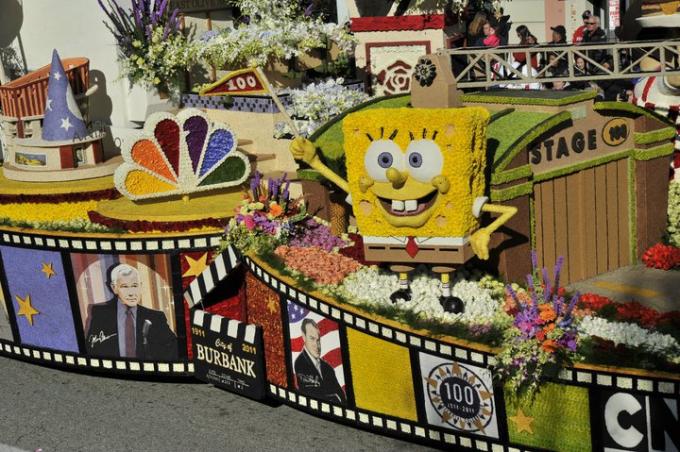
top-left (590, 388), bottom-right (679, 451)
top-left (191, 310), bottom-right (266, 400)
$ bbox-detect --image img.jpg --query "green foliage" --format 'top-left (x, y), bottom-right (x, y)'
top-left (464, 89), bottom-right (596, 107)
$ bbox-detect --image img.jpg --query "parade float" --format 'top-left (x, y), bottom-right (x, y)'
top-left (0, 1), bottom-right (679, 451)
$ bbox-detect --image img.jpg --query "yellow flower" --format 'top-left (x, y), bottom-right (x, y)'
top-left (136, 56), bottom-right (145, 65)
top-left (153, 77), bottom-right (161, 85)
top-left (132, 40), bottom-right (142, 48)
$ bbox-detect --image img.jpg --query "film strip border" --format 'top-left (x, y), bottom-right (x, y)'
top-left (0, 338), bottom-right (193, 375)
top-left (0, 230), bottom-right (223, 252)
top-left (266, 383), bottom-right (536, 452)
top-left (184, 245), bottom-right (241, 308)
top-left (242, 255), bottom-right (496, 369)
top-left (180, 246), bottom-right (680, 396)
top-left (242, 256), bottom-right (680, 396)
top-left (191, 309), bottom-right (256, 344)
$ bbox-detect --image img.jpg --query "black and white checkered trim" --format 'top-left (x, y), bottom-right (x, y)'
top-left (0, 231), bottom-right (222, 252)
top-left (192, 309), bottom-right (257, 344)
top-left (184, 245), bottom-right (241, 308)
top-left (266, 383), bottom-right (536, 452)
top-left (243, 256), bottom-right (495, 368)
top-left (0, 339), bottom-right (193, 375)
top-left (553, 367), bottom-right (680, 395)
top-left (245, 256), bottom-right (680, 395)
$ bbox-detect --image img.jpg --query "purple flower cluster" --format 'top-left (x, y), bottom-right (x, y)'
top-left (289, 218), bottom-right (347, 252)
top-left (98, 0), bottom-right (180, 55)
top-left (506, 252), bottom-right (579, 352)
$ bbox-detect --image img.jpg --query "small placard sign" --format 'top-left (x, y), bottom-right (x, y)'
top-left (191, 310), bottom-right (266, 400)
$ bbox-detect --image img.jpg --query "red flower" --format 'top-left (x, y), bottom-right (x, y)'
top-left (642, 243), bottom-right (680, 270)
top-left (615, 301), bottom-right (661, 328)
top-left (578, 293), bottom-right (614, 312)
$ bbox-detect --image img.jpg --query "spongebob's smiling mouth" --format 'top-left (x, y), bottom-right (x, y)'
top-left (377, 191), bottom-right (438, 217)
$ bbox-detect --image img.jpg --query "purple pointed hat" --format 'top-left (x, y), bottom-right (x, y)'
top-left (41, 49), bottom-right (88, 142)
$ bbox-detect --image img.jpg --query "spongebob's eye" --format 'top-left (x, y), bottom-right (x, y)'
top-left (406, 139), bottom-right (443, 182)
top-left (364, 140), bottom-right (403, 182)
top-left (378, 152), bottom-right (393, 168)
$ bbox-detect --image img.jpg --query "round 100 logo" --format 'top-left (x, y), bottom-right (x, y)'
top-left (426, 361), bottom-right (495, 434)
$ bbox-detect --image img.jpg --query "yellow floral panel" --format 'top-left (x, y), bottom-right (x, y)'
top-left (346, 328), bottom-right (417, 421)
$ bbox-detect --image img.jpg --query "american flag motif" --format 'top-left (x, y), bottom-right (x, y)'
top-left (287, 300), bottom-right (345, 392)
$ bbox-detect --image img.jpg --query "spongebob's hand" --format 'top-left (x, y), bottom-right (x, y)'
top-left (470, 228), bottom-right (491, 260)
top-left (290, 137), bottom-right (319, 166)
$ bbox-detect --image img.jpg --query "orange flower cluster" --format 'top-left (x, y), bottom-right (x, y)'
top-left (274, 246), bottom-right (362, 285)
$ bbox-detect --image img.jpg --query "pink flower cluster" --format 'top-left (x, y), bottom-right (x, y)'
top-left (274, 245), bottom-right (361, 285)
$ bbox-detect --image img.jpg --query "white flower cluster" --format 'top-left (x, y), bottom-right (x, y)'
top-left (667, 181), bottom-right (680, 247)
top-left (122, 27), bottom-right (195, 89)
top-left (579, 315), bottom-right (680, 357)
top-left (274, 78), bottom-right (371, 137)
top-left (195, 3), bottom-right (355, 70)
top-left (338, 266), bottom-right (503, 324)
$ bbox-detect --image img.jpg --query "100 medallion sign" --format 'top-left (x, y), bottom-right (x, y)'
top-left (191, 310), bottom-right (266, 400)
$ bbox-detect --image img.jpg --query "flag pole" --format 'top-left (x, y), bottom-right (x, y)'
top-left (255, 67), bottom-right (301, 138)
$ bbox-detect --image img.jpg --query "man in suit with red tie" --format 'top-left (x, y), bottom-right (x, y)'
top-left (85, 264), bottom-right (177, 361)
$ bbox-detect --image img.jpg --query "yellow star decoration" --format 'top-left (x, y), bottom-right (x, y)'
top-left (266, 296), bottom-right (278, 314)
top-left (41, 262), bottom-right (56, 279)
top-left (509, 408), bottom-right (534, 434)
top-left (15, 294), bottom-right (39, 326)
top-left (182, 253), bottom-right (209, 278)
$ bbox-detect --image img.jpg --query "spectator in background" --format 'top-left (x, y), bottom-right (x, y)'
top-left (482, 19), bottom-right (501, 47)
top-left (572, 10), bottom-right (592, 44)
top-left (595, 56), bottom-right (633, 101)
top-left (544, 25), bottom-right (568, 72)
top-left (495, 8), bottom-right (512, 46)
top-left (513, 25), bottom-right (539, 69)
top-left (467, 11), bottom-right (488, 46)
top-left (569, 56), bottom-right (590, 90)
top-left (582, 15), bottom-right (608, 67)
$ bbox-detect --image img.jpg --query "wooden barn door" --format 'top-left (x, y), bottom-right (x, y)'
top-left (533, 159), bottom-right (631, 285)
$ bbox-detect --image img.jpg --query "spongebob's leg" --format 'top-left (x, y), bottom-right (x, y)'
top-left (389, 265), bottom-right (414, 303)
top-left (433, 266), bottom-right (464, 314)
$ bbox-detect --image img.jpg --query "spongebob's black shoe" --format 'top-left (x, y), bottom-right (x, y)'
top-left (390, 288), bottom-right (412, 303)
top-left (440, 296), bottom-right (464, 314)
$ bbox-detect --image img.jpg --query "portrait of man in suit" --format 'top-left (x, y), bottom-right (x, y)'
top-left (293, 318), bottom-right (345, 404)
top-left (85, 264), bottom-right (178, 361)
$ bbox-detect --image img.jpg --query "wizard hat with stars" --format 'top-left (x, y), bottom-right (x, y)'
top-left (41, 49), bottom-right (89, 142)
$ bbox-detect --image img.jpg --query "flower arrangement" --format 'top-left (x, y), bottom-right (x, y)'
top-left (642, 242), bottom-right (680, 270)
top-left (98, 0), bottom-right (194, 92)
top-left (195, 0), bottom-right (355, 71)
top-left (274, 245), bottom-right (361, 285)
top-left (273, 78), bottom-right (371, 137)
top-left (494, 254), bottom-right (580, 398)
top-left (289, 216), bottom-right (350, 252)
top-left (222, 172), bottom-right (306, 254)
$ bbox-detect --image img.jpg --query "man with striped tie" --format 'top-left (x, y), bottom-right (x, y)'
top-left (294, 319), bottom-right (346, 404)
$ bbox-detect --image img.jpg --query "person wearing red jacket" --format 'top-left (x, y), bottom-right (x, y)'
top-left (572, 10), bottom-right (592, 43)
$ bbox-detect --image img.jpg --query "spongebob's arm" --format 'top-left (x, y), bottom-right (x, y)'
top-left (470, 203), bottom-right (518, 260)
top-left (290, 137), bottom-right (350, 194)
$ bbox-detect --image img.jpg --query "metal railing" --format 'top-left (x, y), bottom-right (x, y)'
top-left (441, 39), bottom-right (680, 88)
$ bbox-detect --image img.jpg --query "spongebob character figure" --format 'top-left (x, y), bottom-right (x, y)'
top-left (291, 108), bottom-right (516, 313)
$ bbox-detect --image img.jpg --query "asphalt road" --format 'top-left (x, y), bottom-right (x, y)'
top-left (0, 356), bottom-right (435, 452)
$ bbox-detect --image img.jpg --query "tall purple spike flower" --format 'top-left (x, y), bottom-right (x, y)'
top-left (553, 256), bottom-right (564, 296)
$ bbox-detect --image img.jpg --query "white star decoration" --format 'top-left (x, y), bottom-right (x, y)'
top-left (46, 98), bottom-right (53, 111)
top-left (60, 117), bottom-right (72, 131)
top-left (53, 71), bottom-right (61, 81)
